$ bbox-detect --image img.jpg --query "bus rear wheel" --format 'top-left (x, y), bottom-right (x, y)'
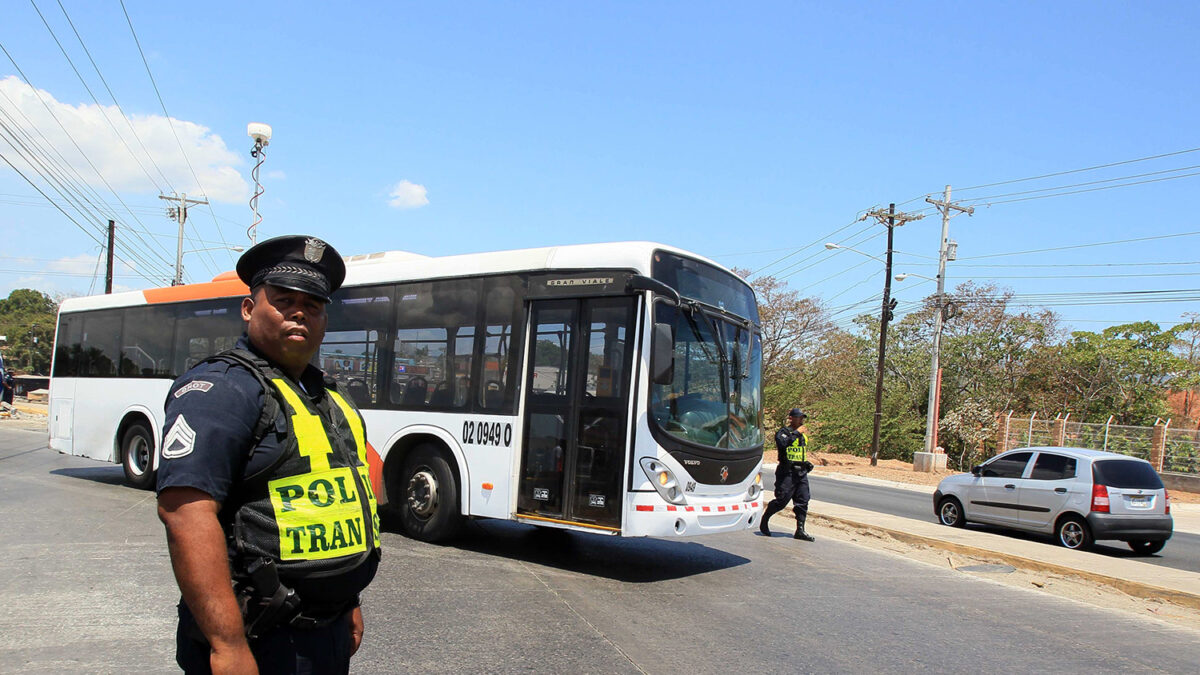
top-left (121, 423), bottom-right (156, 490)
top-left (398, 444), bottom-right (462, 542)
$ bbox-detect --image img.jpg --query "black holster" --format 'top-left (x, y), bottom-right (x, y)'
top-left (239, 558), bottom-right (303, 641)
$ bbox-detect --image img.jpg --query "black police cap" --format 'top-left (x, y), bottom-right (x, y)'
top-left (788, 408), bottom-right (807, 418)
top-left (236, 235), bottom-right (346, 303)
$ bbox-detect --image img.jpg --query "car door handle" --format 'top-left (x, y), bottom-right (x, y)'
top-left (1004, 484), bottom-right (1016, 490)
top-left (1054, 487), bottom-right (1067, 494)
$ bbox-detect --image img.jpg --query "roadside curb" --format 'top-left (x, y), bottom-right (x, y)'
top-left (780, 508), bottom-right (1200, 611)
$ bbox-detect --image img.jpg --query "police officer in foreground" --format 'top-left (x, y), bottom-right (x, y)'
top-left (157, 235), bottom-right (380, 674)
top-left (759, 408), bottom-right (815, 541)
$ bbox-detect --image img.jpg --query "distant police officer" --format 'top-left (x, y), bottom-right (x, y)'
top-left (760, 408), bottom-right (815, 541)
top-left (157, 235), bottom-right (380, 674)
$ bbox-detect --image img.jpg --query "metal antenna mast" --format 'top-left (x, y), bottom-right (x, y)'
top-left (247, 123), bottom-right (273, 245)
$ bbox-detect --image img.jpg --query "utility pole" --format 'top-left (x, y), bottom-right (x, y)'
top-left (105, 220), bottom-right (115, 294)
top-left (159, 193), bottom-right (209, 286)
top-left (863, 203), bottom-right (924, 466)
top-left (916, 186), bottom-right (973, 472)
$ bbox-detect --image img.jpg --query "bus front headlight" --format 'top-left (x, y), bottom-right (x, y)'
top-left (746, 472), bottom-right (763, 500)
top-left (640, 458), bottom-right (687, 505)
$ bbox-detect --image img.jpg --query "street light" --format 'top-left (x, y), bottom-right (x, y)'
top-left (894, 272), bottom-right (936, 283)
top-left (176, 246), bottom-right (245, 285)
top-left (824, 242), bottom-right (886, 263)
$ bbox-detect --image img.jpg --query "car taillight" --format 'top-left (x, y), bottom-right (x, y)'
top-left (1165, 489), bottom-right (1171, 515)
top-left (1091, 483), bottom-right (1110, 513)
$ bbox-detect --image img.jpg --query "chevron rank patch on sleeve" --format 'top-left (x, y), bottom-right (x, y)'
top-left (162, 415), bottom-right (197, 459)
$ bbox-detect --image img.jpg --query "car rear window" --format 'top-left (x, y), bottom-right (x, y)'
top-left (1092, 459), bottom-right (1164, 489)
top-left (1031, 453), bottom-right (1076, 480)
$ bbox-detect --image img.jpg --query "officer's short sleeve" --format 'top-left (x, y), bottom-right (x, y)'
top-left (155, 363), bottom-right (263, 503)
top-left (774, 429), bottom-right (789, 452)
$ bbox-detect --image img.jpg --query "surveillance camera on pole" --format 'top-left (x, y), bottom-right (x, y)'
top-left (247, 122), bottom-right (273, 245)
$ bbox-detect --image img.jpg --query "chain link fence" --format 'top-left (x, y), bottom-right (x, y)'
top-left (998, 414), bottom-right (1198, 476)
top-left (1164, 427), bottom-right (1200, 474)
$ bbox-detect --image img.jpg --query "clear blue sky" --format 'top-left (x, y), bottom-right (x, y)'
top-left (2, 1), bottom-right (1198, 334)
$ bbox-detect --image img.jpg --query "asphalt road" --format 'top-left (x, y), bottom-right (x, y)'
top-left (4, 427), bottom-right (1200, 673)
top-left (808, 474), bottom-right (1200, 573)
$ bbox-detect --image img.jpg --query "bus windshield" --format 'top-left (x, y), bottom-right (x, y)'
top-left (651, 303), bottom-right (763, 451)
top-left (648, 251), bottom-right (762, 453)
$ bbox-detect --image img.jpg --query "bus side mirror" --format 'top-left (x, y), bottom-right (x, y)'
top-left (651, 322), bottom-right (674, 385)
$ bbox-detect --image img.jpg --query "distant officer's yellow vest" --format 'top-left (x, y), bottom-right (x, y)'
top-left (785, 435), bottom-right (807, 463)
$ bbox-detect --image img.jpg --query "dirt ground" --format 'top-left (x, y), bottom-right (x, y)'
top-left (764, 448), bottom-right (1200, 504)
top-left (0, 403), bottom-right (49, 433)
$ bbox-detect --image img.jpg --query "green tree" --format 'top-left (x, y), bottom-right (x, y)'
top-left (0, 289), bottom-right (58, 374)
top-left (1028, 322), bottom-right (1180, 424)
top-left (1170, 313), bottom-right (1200, 419)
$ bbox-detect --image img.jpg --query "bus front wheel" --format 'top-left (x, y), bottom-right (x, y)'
top-left (398, 444), bottom-right (463, 542)
top-left (121, 423), bottom-right (156, 490)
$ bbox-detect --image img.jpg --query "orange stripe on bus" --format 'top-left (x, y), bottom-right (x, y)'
top-left (142, 278), bottom-right (248, 304)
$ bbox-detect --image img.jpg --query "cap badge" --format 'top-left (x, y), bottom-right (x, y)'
top-left (304, 238), bottom-right (326, 263)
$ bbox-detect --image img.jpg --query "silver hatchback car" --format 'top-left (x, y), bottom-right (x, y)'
top-left (933, 446), bottom-right (1173, 554)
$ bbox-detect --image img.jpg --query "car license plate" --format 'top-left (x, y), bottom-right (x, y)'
top-left (1129, 495), bottom-right (1149, 506)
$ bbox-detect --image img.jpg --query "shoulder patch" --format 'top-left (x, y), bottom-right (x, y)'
top-left (174, 380), bottom-right (214, 398)
top-left (162, 415), bottom-right (197, 459)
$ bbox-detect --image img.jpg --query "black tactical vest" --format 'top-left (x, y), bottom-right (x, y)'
top-left (210, 350), bottom-right (380, 582)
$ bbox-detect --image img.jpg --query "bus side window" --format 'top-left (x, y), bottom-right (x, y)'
top-left (173, 299), bottom-right (244, 377)
top-left (121, 306), bottom-right (177, 377)
top-left (79, 310), bottom-right (122, 377)
top-left (480, 283), bottom-right (520, 412)
top-left (393, 280), bottom-right (478, 411)
top-left (322, 285), bottom-right (394, 409)
top-left (53, 314), bottom-right (83, 377)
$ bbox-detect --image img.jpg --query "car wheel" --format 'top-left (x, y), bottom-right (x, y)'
top-left (121, 423), bottom-right (156, 490)
top-left (1056, 515), bottom-right (1093, 550)
top-left (398, 444), bottom-right (463, 542)
top-left (937, 496), bottom-right (966, 528)
top-left (1127, 539), bottom-right (1165, 555)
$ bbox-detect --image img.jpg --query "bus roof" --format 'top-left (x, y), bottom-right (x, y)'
top-left (58, 241), bottom-right (740, 313)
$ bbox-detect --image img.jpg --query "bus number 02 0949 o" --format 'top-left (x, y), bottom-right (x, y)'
top-left (462, 420), bottom-right (513, 447)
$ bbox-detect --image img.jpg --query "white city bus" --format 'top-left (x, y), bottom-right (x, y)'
top-left (49, 242), bottom-right (765, 540)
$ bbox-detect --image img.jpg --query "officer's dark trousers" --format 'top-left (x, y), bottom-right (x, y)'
top-left (766, 467), bottom-right (810, 523)
top-left (176, 603), bottom-right (352, 675)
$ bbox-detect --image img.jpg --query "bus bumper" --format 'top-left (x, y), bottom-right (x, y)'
top-left (624, 498), bottom-right (763, 537)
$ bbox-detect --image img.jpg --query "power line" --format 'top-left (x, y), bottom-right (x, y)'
top-left (954, 146), bottom-right (1200, 192)
top-left (53, 0), bottom-right (175, 192)
top-left (0, 111), bottom-right (173, 280)
top-left (749, 218), bottom-right (864, 276)
top-left (958, 230), bottom-right (1200, 260)
top-left (952, 261), bottom-right (1200, 269)
top-left (774, 225), bottom-right (884, 282)
top-left (959, 164), bottom-right (1200, 204)
top-left (29, 0), bottom-right (165, 195)
top-left (0, 148), bottom-right (162, 284)
top-left (972, 170), bottom-right (1200, 207)
top-left (0, 44), bottom-right (178, 277)
top-left (121, 0), bottom-right (232, 276)
top-left (949, 272), bottom-right (1200, 280)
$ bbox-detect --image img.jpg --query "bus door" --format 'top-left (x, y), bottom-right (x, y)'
top-left (518, 297), bottom-right (636, 529)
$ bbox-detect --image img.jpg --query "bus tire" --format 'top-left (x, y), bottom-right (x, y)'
top-left (121, 422), bottom-right (156, 490)
top-left (398, 444), bottom-right (463, 542)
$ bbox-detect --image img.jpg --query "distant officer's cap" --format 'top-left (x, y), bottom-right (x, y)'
top-left (788, 408), bottom-right (807, 418)
top-left (236, 235), bottom-right (346, 303)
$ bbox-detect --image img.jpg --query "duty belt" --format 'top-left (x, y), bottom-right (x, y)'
top-left (238, 558), bottom-right (352, 639)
